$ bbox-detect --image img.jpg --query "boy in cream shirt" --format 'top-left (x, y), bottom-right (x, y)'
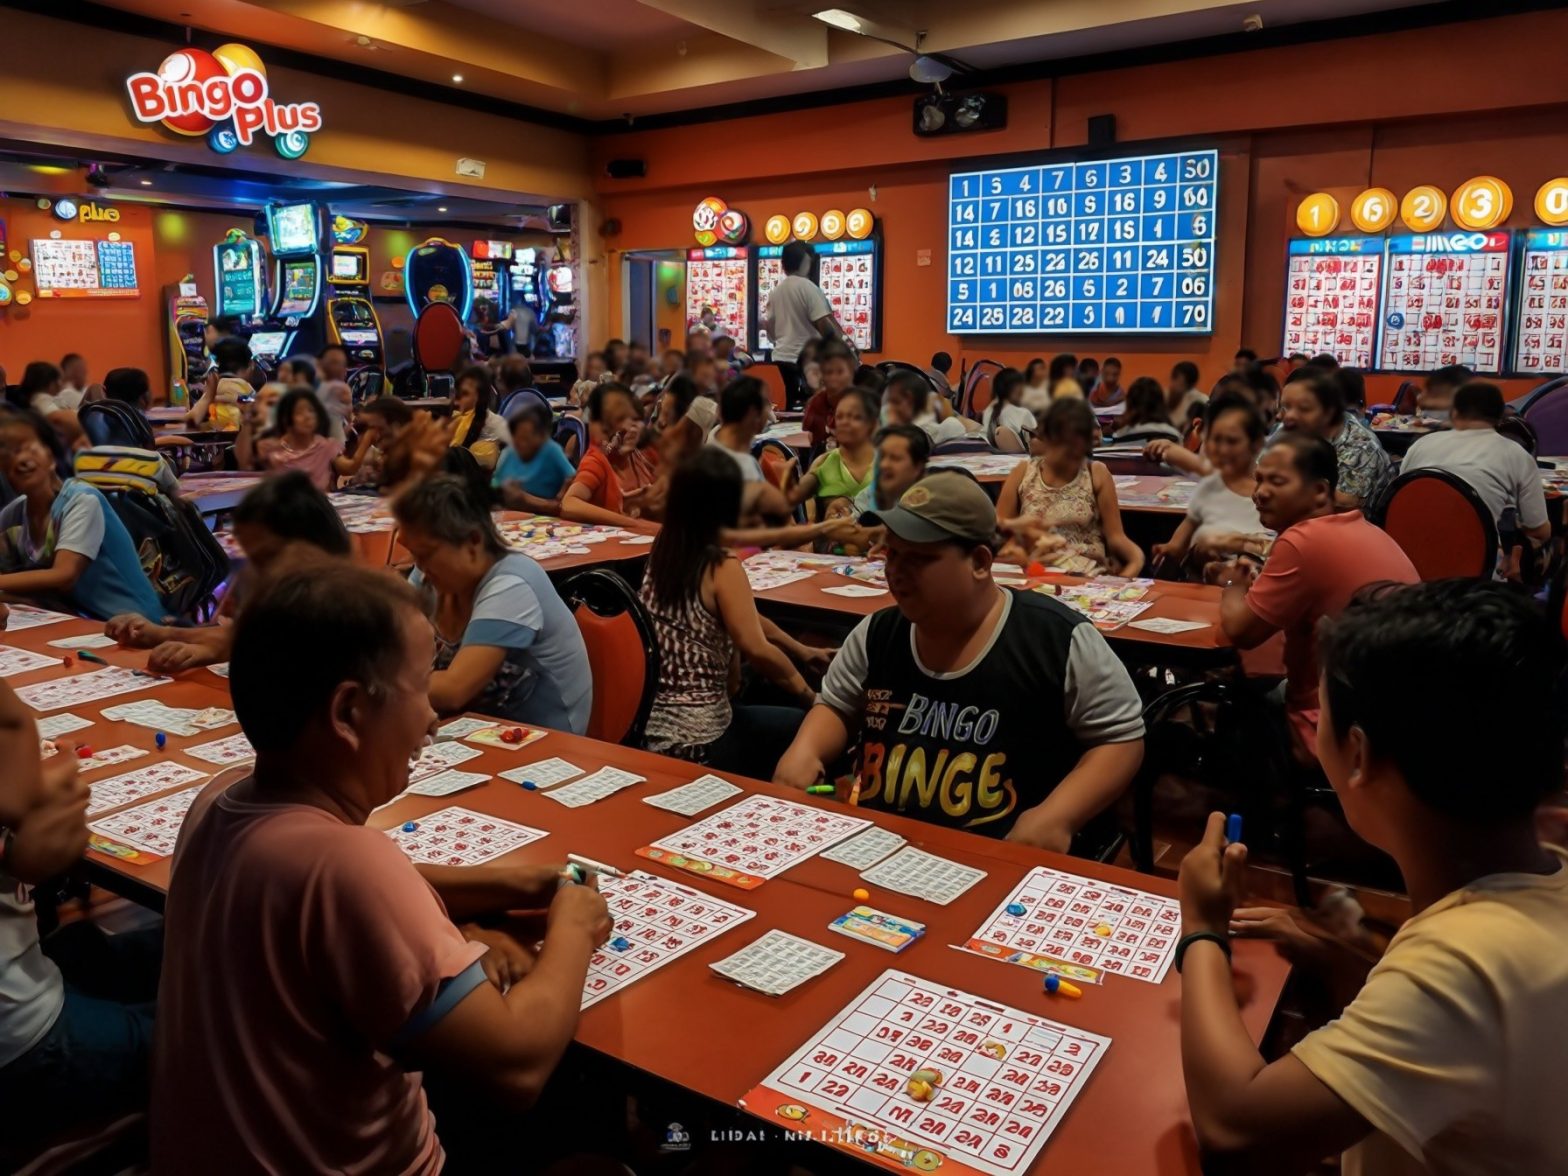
top-left (1176, 579), bottom-right (1568, 1175)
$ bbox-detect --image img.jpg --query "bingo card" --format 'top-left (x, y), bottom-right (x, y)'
top-left (947, 148), bottom-right (1218, 335)
top-left (684, 246), bottom-right (750, 342)
top-left (583, 870), bottom-right (754, 1008)
top-left (385, 805), bottom-right (548, 867)
top-left (89, 782), bottom-right (206, 858)
top-left (1281, 236), bottom-right (1383, 368)
top-left (959, 866), bottom-right (1181, 986)
top-left (637, 794), bottom-right (871, 889)
top-left (16, 666), bottom-right (163, 711)
top-left (1378, 230), bottom-right (1511, 373)
top-left (756, 238), bottom-right (881, 353)
top-left (0, 645), bottom-right (64, 677)
top-left (1512, 229), bottom-right (1568, 375)
top-left (743, 969), bottom-right (1109, 1176)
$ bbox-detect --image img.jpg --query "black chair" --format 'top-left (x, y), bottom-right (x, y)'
top-left (348, 368), bottom-right (384, 403)
top-left (560, 568), bottom-right (660, 747)
top-left (553, 414), bottom-right (588, 465)
top-left (930, 436), bottom-right (998, 456)
top-left (500, 386), bottom-right (551, 418)
top-left (79, 401), bottom-right (156, 450)
top-left (959, 359), bottom-right (1005, 421)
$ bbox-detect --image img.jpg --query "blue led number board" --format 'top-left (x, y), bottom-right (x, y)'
top-left (947, 148), bottom-right (1218, 335)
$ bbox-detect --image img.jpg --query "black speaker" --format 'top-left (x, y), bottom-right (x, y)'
top-left (547, 203), bottom-right (573, 230)
top-left (1088, 114), bottom-right (1116, 148)
top-left (605, 158), bottom-right (646, 179)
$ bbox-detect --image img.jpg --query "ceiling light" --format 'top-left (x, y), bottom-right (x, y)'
top-left (140, 178), bottom-right (153, 186)
top-left (438, 206), bottom-right (448, 212)
top-left (451, 74), bottom-right (464, 83)
top-left (812, 9), bottom-right (863, 32)
top-left (910, 55), bottom-right (953, 84)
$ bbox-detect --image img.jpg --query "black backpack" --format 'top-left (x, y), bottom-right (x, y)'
top-left (102, 489), bottom-right (230, 620)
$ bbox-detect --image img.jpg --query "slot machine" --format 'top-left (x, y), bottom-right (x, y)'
top-left (260, 200), bottom-right (327, 366)
top-left (165, 276), bottom-right (209, 405)
top-left (404, 237), bottom-right (474, 321)
top-left (325, 243), bottom-right (384, 375)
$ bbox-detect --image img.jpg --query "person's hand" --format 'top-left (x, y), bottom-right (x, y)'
top-left (1151, 541), bottom-right (1177, 564)
top-left (795, 644), bottom-right (837, 676)
top-left (501, 862), bottom-right (575, 909)
top-left (463, 926), bottom-right (536, 991)
top-left (6, 744), bottom-right (89, 883)
top-left (1143, 439), bottom-right (1174, 463)
top-left (997, 516), bottom-right (1066, 564)
top-left (1229, 906), bottom-right (1327, 966)
top-left (0, 602), bottom-right (9, 631)
top-left (147, 641), bottom-right (207, 673)
top-left (1178, 811), bottom-right (1248, 937)
top-left (106, 613), bottom-right (158, 648)
top-left (547, 880), bottom-right (612, 949)
top-left (1208, 558), bottom-right (1257, 589)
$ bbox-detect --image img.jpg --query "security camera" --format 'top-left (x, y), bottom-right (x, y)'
top-left (1241, 13), bottom-right (1264, 32)
top-left (85, 164), bottom-right (111, 188)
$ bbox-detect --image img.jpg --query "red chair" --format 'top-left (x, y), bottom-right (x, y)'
top-left (562, 568), bottom-right (659, 746)
top-left (411, 301), bottom-right (466, 398)
top-left (1372, 469), bottom-right (1497, 580)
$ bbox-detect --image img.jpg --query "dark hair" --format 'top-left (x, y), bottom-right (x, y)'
top-left (103, 367), bottom-right (150, 406)
top-left (1265, 430), bottom-right (1338, 495)
top-left (781, 240), bottom-right (813, 274)
top-left (1078, 358), bottom-right (1100, 377)
top-left (1234, 348), bottom-right (1258, 363)
top-left (1171, 361), bottom-right (1200, 389)
top-left (497, 355), bottom-right (534, 392)
top-left (1336, 367), bottom-right (1366, 411)
top-left (991, 367), bottom-right (1025, 406)
top-left (393, 473), bottom-right (506, 557)
top-left (213, 337), bottom-right (252, 375)
top-left (1101, 356), bottom-right (1121, 371)
top-left (232, 471), bottom-right (352, 556)
top-left (60, 353), bottom-right (83, 370)
top-left (1308, 352), bottom-right (1340, 371)
top-left (1284, 369), bottom-right (1345, 427)
top-left (1204, 390), bottom-right (1265, 442)
top-left (1048, 354), bottom-right (1078, 384)
top-left (508, 400), bottom-right (553, 436)
top-left (818, 341), bottom-right (855, 369)
top-left (1115, 377), bottom-right (1167, 429)
top-left (1453, 379), bottom-right (1506, 424)
top-left (584, 350), bottom-right (607, 370)
top-left (837, 388), bottom-right (881, 429)
top-left (281, 357), bottom-right (318, 389)
top-left (719, 375), bottom-right (768, 425)
top-left (454, 364), bottom-right (497, 450)
top-left (646, 448), bottom-right (741, 607)
top-left (929, 351), bottom-right (953, 373)
top-left (0, 407), bottom-right (70, 476)
top-left (884, 371), bottom-right (930, 415)
top-left (1024, 358), bottom-right (1046, 383)
top-left (274, 388), bottom-right (330, 438)
top-left (587, 380), bottom-right (635, 424)
top-left (360, 396), bottom-right (412, 428)
top-left (13, 361), bottom-right (60, 408)
top-left (663, 349), bottom-right (686, 367)
top-left (854, 365), bottom-right (886, 396)
top-left (1428, 363), bottom-right (1473, 392)
top-left (319, 343), bottom-right (347, 361)
top-left (1242, 367), bottom-right (1281, 404)
top-left (1319, 581), bottom-right (1564, 822)
top-left (875, 423), bottom-right (931, 466)
top-left (662, 374), bottom-right (699, 419)
top-left (231, 563), bottom-right (423, 755)
top-left (1038, 396), bottom-right (1096, 445)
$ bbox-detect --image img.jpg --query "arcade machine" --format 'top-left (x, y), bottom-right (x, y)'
top-left (165, 275), bottom-right (208, 405)
top-left (325, 241), bottom-right (384, 376)
top-left (212, 227), bottom-right (267, 336)
top-left (256, 200), bottom-right (327, 372)
top-left (404, 237), bottom-right (473, 320)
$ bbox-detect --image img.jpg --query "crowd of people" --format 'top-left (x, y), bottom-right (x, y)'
top-left (0, 323), bottom-right (1563, 1174)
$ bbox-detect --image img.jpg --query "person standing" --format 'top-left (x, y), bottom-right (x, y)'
top-left (762, 240), bottom-right (849, 409)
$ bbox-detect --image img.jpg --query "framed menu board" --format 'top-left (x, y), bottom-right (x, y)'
top-left (31, 238), bottom-right (140, 299)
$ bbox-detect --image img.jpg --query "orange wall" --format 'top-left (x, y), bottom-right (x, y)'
top-left (0, 196), bottom-right (554, 397)
top-left (593, 9), bottom-right (1568, 400)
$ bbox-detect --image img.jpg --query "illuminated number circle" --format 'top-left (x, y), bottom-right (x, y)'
top-left (1400, 185), bottom-right (1448, 232)
top-left (1451, 176), bottom-right (1512, 231)
top-left (792, 211), bottom-right (819, 240)
top-left (820, 209), bottom-right (846, 240)
top-left (1349, 187), bottom-right (1397, 233)
top-left (1534, 178), bottom-right (1568, 227)
top-left (274, 131), bottom-right (310, 160)
top-left (1295, 193), bottom-right (1340, 237)
top-left (0, 282), bottom-right (9, 306)
top-left (208, 123), bottom-right (239, 154)
top-left (2, 270), bottom-right (15, 282)
top-left (764, 215), bottom-right (791, 244)
top-left (845, 208), bottom-right (874, 239)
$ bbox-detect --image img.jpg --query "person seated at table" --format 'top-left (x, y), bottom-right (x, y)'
top-left (1153, 393), bottom-right (1271, 577)
top-left (345, 395), bottom-right (413, 490)
top-left (982, 368), bottom-right (1036, 450)
top-left (449, 366), bottom-right (511, 472)
top-left (641, 449), bottom-right (824, 777)
top-left (1336, 367), bottom-right (1367, 417)
top-left (1177, 579), bottom-right (1568, 1176)
top-left (998, 398), bottom-right (1143, 577)
top-left (279, 356), bottom-right (318, 391)
top-left (1109, 377), bottom-right (1184, 445)
top-left (926, 350), bottom-right (955, 400)
top-left (775, 473), bottom-right (1144, 852)
top-left (1416, 363), bottom-right (1471, 420)
top-left (1219, 432), bottom-right (1415, 760)
top-left (109, 471), bottom-right (352, 669)
top-left (1048, 353), bottom-right (1084, 401)
top-left (1241, 366), bottom-right (1281, 428)
top-left (318, 378), bottom-right (354, 445)
top-left (239, 388), bottom-right (372, 493)
top-left (184, 337), bottom-right (254, 430)
top-left (9, 361), bottom-right (84, 450)
top-left (882, 370), bottom-right (968, 445)
top-left (802, 341), bottom-right (857, 450)
top-left (854, 424), bottom-right (931, 517)
top-left (1088, 356), bottom-right (1125, 408)
top-left (1232, 347), bottom-right (1259, 375)
top-left (102, 367), bottom-right (198, 453)
top-left (790, 388), bottom-right (878, 518)
top-left (0, 410), bottom-right (164, 621)
top-left (560, 382), bottom-right (661, 529)
top-left (569, 351), bottom-right (608, 406)
top-left (493, 402), bottom-right (575, 516)
top-left (1278, 369), bottom-right (1391, 512)
top-left (153, 562), bottom-right (611, 1172)
top-left (647, 374), bottom-right (705, 468)
top-left (0, 676), bottom-right (164, 1167)
top-left (394, 474), bottom-right (592, 733)
top-left (1401, 380), bottom-right (1551, 551)
top-left (1020, 357), bottom-right (1052, 412)
top-left (1167, 361), bottom-right (1207, 432)
top-left (709, 376), bottom-right (794, 525)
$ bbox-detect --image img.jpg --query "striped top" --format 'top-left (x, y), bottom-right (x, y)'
top-left (640, 567), bottom-right (735, 753)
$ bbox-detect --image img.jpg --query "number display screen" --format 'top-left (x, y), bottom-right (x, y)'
top-left (1378, 231), bottom-right (1511, 374)
top-left (947, 149), bottom-right (1217, 335)
top-left (1281, 237), bottom-right (1382, 368)
top-left (1513, 229), bottom-right (1568, 375)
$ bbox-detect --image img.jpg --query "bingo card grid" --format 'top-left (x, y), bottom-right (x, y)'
top-left (947, 148), bottom-right (1219, 335)
top-left (961, 867), bottom-right (1182, 985)
top-left (746, 969), bottom-right (1109, 1176)
top-left (1512, 230), bottom-right (1568, 375)
top-left (1281, 237), bottom-right (1382, 369)
top-left (644, 793), bottom-right (870, 878)
top-left (582, 870), bottom-right (754, 1008)
top-left (685, 248), bottom-right (750, 342)
top-left (1377, 231), bottom-right (1512, 374)
top-left (31, 239), bottom-right (101, 295)
top-left (755, 239), bottom-right (881, 353)
top-left (96, 240), bottom-right (139, 292)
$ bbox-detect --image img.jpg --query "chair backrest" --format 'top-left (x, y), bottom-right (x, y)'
top-left (930, 435), bottom-right (998, 456)
top-left (553, 414), bottom-right (588, 465)
top-left (500, 386), bottom-right (550, 419)
top-left (1496, 413), bottom-right (1538, 457)
top-left (79, 401), bottom-right (156, 450)
top-left (1511, 373), bottom-right (1568, 415)
top-left (348, 368), bottom-right (384, 403)
top-left (1521, 382), bottom-right (1568, 455)
top-left (1392, 380), bottom-right (1420, 415)
top-left (752, 436), bottom-right (806, 519)
top-left (562, 568), bottom-right (659, 745)
top-left (960, 360), bottom-right (1004, 421)
top-left (1372, 468), bottom-right (1498, 581)
top-left (413, 301), bottom-right (465, 373)
top-left (994, 424), bottom-right (1026, 453)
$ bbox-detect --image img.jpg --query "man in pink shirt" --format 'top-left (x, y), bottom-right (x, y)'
top-left (1219, 432), bottom-right (1417, 758)
top-left (152, 563), bottom-right (611, 1173)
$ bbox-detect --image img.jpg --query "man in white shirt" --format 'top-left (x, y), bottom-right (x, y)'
top-left (761, 240), bottom-right (848, 408)
top-left (56, 354), bottom-right (89, 411)
top-left (707, 375), bottom-right (792, 523)
top-left (1400, 381), bottom-right (1550, 548)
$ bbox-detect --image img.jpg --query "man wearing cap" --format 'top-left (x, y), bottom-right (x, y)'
top-left (775, 473), bottom-right (1144, 853)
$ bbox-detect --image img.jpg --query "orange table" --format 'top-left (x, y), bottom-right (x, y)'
top-left (178, 472), bottom-right (268, 516)
top-left (24, 610), bottom-right (1288, 1174)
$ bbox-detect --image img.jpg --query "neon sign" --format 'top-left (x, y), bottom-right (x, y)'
top-left (125, 43), bottom-right (321, 159)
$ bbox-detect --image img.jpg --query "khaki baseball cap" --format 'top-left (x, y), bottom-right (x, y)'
top-left (863, 472), bottom-right (997, 545)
